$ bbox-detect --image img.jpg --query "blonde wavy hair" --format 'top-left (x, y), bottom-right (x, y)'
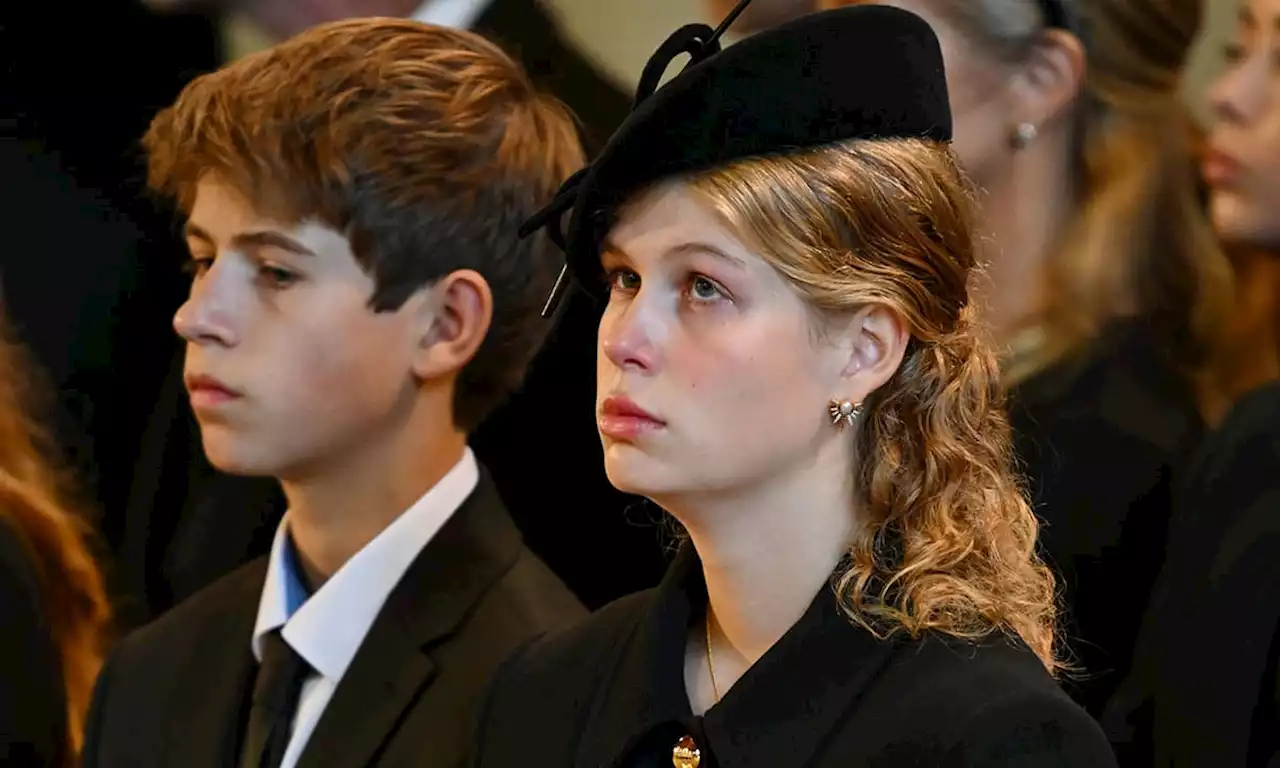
top-left (685, 138), bottom-right (1060, 674)
top-left (0, 314), bottom-right (111, 762)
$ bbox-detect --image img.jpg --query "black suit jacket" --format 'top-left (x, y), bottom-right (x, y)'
top-left (472, 545), bottom-right (1117, 767)
top-left (83, 474), bottom-right (585, 768)
top-left (1104, 381), bottom-right (1280, 767)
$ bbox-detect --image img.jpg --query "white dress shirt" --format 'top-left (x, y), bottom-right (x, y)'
top-left (411, 0), bottom-right (493, 29)
top-left (250, 448), bottom-right (480, 768)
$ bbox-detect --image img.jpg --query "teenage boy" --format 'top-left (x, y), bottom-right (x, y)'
top-left (82, 18), bottom-right (586, 768)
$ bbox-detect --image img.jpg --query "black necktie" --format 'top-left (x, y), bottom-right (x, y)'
top-left (240, 629), bottom-right (312, 768)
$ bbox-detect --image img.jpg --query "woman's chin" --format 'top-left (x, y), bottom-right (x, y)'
top-left (603, 451), bottom-right (680, 499)
top-left (1211, 192), bottom-right (1280, 250)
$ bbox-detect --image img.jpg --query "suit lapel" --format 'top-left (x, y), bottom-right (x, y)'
top-left (295, 473), bottom-right (524, 768)
top-left (293, 624), bottom-right (437, 768)
top-left (163, 562), bottom-right (264, 768)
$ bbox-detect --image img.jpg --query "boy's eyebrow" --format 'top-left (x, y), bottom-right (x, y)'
top-left (184, 222), bottom-right (316, 257)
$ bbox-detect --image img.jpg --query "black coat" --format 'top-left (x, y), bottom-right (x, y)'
top-left (83, 475), bottom-right (585, 768)
top-left (1008, 319), bottom-right (1203, 715)
top-left (472, 545), bottom-right (1117, 767)
top-left (1104, 381), bottom-right (1280, 767)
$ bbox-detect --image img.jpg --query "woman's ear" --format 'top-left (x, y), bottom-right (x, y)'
top-left (409, 269), bottom-right (493, 381)
top-left (1009, 29), bottom-right (1087, 129)
top-left (838, 304), bottom-right (910, 401)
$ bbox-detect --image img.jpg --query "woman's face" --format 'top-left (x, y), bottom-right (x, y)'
top-left (1205, 0), bottom-right (1280, 250)
top-left (594, 184), bottom-right (853, 501)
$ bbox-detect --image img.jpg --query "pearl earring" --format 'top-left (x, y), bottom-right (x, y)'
top-left (828, 399), bottom-right (862, 428)
top-left (1010, 122), bottom-right (1038, 149)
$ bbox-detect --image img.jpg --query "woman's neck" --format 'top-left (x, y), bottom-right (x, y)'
top-left (969, 142), bottom-right (1075, 350)
top-left (665, 446), bottom-right (856, 709)
top-left (1199, 248), bottom-right (1280, 424)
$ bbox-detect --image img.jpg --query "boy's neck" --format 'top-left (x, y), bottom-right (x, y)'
top-left (281, 423), bottom-right (469, 590)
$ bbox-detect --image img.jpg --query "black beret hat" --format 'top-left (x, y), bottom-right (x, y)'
top-left (523, 2), bottom-right (953, 316)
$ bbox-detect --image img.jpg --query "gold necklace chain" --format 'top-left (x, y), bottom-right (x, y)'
top-left (704, 614), bottom-right (721, 702)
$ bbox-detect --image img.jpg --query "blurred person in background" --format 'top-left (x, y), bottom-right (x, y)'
top-left (1104, 0), bottom-right (1280, 762)
top-left (704, 0), bottom-right (818, 32)
top-left (2, 0), bottom-right (224, 625)
top-left (131, 0), bottom-right (656, 619)
top-left (1198, 0), bottom-right (1280, 391)
top-left (167, 0), bottom-right (631, 153)
top-left (0, 312), bottom-right (112, 767)
top-left (820, 0), bottom-right (1229, 718)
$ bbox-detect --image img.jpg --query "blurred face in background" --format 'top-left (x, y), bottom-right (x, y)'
top-left (1205, 0), bottom-right (1280, 251)
top-left (889, 2), bottom-right (1024, 191)
top-left (822, 0), bottom-right (1040, 191)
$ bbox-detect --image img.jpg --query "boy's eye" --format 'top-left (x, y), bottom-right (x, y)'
top-left (608, 269), bottom-right (641, 292)
top-left (183, 256), bottom-right (213, 277)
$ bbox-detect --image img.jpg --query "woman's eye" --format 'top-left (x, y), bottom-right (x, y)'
top-left (689, 275), bottom-right (725, 302)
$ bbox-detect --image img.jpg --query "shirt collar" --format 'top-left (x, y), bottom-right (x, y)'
top-left (252, 525), bottom-right (311, 647)
top-left (410, 0), bottom-right (493, 29)
top-left (251, 447), bottom-right (480, 679)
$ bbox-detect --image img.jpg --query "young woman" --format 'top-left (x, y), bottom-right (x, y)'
top-left (0, 311), bottom-right (111, 766)
top-left (471, 5), bottom-right (1115, 766)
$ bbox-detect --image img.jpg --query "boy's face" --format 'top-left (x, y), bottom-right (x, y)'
top-left (174, 178), bottom-right (424, 480)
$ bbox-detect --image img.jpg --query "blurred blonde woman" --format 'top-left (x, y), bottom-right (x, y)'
top-left (0, 310), bottom-right (111, 766)
top-left (824, 0), bottom-right (1233, 716)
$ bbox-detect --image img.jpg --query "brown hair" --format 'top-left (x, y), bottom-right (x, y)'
top-left (143, 18), bottom-right (586, 430)
top-left (686, 138), bottom-right (1060, 673)
top-left (927, 0), bottom-right (1233, 390)
top-left (0, 314), bottom-right (111, 762)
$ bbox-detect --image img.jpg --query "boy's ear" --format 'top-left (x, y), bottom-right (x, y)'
top-left (409, 270), bottom-right (492, 380)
